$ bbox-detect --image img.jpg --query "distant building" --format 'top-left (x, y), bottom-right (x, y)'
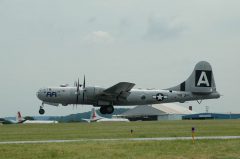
top-left (182, 113), bottom-right (240, 120)
top-left (120, 103), bottom-right (194, 121)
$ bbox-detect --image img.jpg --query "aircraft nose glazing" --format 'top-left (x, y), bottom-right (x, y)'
top-left (36, 89), bottom-right (44, 100)
top-left (36, 90), bottom-right (40, 99)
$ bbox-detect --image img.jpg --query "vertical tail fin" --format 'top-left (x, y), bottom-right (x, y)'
top-left (16, 111), bottom-right (23, 123)
top-left (168, 61), bottom-right (217, 94)
top-left (90, 108), bottom-right (102, 121)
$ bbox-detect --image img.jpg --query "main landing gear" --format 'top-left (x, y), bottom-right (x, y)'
top-left (39, 103), bottom-right (45, 115)
top-left (100, 105), bottom-right (114, 114)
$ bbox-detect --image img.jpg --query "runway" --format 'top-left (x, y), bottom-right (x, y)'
top-left (0, 136), bottom-right (240, 144)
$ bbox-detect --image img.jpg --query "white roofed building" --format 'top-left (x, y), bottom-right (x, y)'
top-left (121, 103), bottom-right (195, 121)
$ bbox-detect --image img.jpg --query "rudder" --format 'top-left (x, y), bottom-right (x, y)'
top-left (168, 61), bottom-right (217, 94)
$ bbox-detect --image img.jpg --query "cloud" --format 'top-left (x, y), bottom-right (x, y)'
top-left (144, 16), bottom-right (185, 41)
top-left (83, 31), bottom-right (114, 45)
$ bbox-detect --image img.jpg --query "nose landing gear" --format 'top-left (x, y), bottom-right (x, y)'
top-left (39, 103), bottom-right (45, 115)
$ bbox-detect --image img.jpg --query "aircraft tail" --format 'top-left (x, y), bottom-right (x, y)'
top-left (167, 61), bottom-right (217, 94)
top-left (90, 108), bottom-right (102, 121)
top-left (16, 111), bottom-right (24, 123)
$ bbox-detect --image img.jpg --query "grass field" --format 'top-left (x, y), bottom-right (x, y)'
top-left (0, 120), bottom-right (240, 159)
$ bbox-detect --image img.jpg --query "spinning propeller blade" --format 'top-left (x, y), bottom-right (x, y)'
top-left (76, 78), bottom-right (80, 104)
top-left (82, 75), bottom-right (86, 102)
top-left (75, 76), bottom-right (86, 105)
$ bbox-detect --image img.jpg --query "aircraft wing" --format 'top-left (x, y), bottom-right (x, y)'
top-left (97, 82), bottom-right (135, 101)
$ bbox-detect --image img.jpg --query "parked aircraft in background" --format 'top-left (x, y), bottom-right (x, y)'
top-left (37, 61), bottom-right (220, 115)
top-left (0, 112), bottom-right (26, 124)
top-left (18, 112), bottom-right (58, 124)
top-left (0, 112), bottom-right (58, 124)
top-left (82, 108), bottom-right (129, 122)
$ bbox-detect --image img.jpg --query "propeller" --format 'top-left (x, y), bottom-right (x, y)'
top-left (75, 76), bottom-right (86, 105)
top-left (82, 75), bottom-right (86, 103)
top-left (76, 78), bottom-right (80, 105)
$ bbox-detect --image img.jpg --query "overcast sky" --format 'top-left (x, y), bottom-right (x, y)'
top-left (0, 0), bottom-right (240, 117)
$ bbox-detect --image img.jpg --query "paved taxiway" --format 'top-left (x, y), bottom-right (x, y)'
top-left (0, 136), bottom-right (240, 144)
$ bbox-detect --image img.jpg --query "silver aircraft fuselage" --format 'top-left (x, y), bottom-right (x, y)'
top-left (37, 86), bottom-right (220, 106)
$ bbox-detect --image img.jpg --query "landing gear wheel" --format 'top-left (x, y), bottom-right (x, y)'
top-left (39, 108), bottom-right (45, 115)
top-left (100, 106), bottom-right (107, 114)
top-left (100, 105), bottom-right (114, 114)
top-left (39, 102), bottom-right (45, 115)
top-left (106, 105), bottom-right (114, 114)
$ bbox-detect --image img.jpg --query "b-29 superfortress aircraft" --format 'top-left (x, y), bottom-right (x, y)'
top-left (36, 61), bottom-right (220, 115)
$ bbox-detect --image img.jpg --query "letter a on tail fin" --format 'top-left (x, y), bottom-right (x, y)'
top-left (167, 61), bottom-right (217, 94)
